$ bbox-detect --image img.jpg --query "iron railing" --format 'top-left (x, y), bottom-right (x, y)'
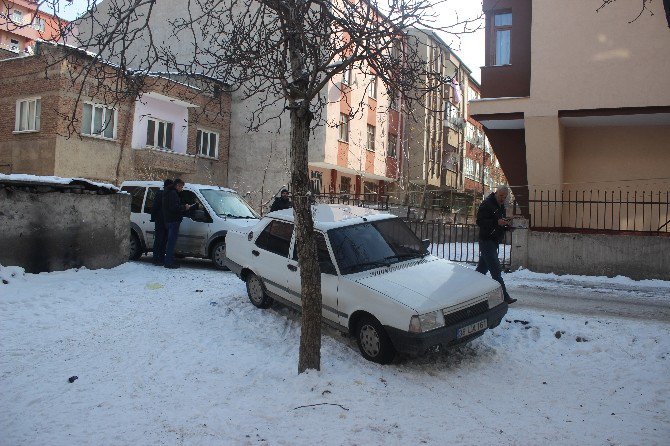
top-left (311, 192), bottom-right (390, 210)
top-left (527, 189), bottom-right (670, 235)
top-left (404, 220), bottom-right (512, 270)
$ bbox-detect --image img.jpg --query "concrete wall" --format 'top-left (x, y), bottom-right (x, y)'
top-left (511, 225), bottom-right (670, 280)
top-left (0, 187), bottom-right (131, 273)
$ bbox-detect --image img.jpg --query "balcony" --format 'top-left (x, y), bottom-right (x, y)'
top-left (132, 147), bottom-right (196, 175)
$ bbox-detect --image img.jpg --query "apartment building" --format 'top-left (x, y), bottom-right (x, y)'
top-left (470, 0), bottom-right (670, 227)
top-left (401, 28), bottom-right (507, 212)
top-left (0, 43), bottom-right (231, 185)
top-left (307, 65), bottom-right (402, 201)
top-left (0, 0), bottom-right (64, 56)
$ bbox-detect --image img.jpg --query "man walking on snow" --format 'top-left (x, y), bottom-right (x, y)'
top-left (476, 185), bottom-right (517, 304)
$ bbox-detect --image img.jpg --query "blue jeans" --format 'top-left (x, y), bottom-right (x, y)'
top-left (152, 222), bottom-right (168, 264)
top-left (476, 239), bottom-right (511, 301)
top-left (164, 221), bottom-right (181, 267)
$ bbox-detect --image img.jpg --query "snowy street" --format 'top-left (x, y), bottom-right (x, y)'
top-left (1, 259), bottom-right (669, 445)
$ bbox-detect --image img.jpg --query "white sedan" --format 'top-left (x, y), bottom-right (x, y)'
top-left (224, 204), bottom-right (508, 364)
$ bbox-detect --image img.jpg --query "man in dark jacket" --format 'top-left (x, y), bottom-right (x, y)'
top-left (476, 185), bottom-right (516, 304)
top-left (162, 178), bottom-right (192, 269)
top-left (151, 179), bottom-right (173, 265)
top-left (270, 188), bottom-right (292, 212)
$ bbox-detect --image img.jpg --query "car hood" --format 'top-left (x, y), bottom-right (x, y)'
top-left (353, 258), bottom-right (500, 313)
top-left (224, 218), bottom-right (258, 228)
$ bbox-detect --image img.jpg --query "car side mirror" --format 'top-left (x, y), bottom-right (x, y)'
top-left (421, 239), bottom-right (431, 253)
top-left (319, 261), bottom-right (337, 275)
top-left (190, 209), bottom-right (209, 222)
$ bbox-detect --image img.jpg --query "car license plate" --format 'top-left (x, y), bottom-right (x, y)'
top-left (457, 319), bottom-right (487, 338)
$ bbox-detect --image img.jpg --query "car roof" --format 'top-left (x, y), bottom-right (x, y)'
top-left (120, 180), bottom-right (237, 193)
top-left (267, 204), bottom-right (397, 231)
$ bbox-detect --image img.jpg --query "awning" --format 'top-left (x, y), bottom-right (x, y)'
top-left (308, 162), bottom-right (397, 183)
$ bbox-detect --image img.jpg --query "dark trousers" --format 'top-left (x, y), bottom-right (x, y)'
top-left (152, 221), bottom-right (168, 264)
top-left (164, 221), bottom-right (181, 267)
top-left (476, 239), bottom-right (511, 300)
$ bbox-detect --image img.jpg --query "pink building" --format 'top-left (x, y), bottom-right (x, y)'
top-left (1, 0), bottom-right (66, 56)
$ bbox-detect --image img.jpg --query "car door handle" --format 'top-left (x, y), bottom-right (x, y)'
top-left (252, 250), bottom-right (259, 256)
top-left (287, 264), bottom-right (297, 272)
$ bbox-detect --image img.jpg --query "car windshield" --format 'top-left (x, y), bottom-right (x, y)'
top-left (328, 218), bottom-right (425, 274)
top-left (199, 189), bottom-right (259, 219)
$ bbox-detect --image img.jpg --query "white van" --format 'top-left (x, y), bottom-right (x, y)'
top-left (120, 181), bottom-right (259, 268)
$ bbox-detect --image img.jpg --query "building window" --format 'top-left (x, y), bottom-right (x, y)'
top-left (14, 98), bottom-right (41, 132)
top-left (146, 118), bottom-right (174, 150)
top-left (310, 171), bottom-right (323, 194)
top-left (363, 181), bottom-right (378, 195)
top-left (196, 129), bottom-right (218, 158)
top-left (367, 75), bottom-right (377, 99)
top-left (340, 176), bottom-right (351, 194)
top-left (339, 113), bottom-right (349, 142)
top-left (12, 10), bottom-right (23, 24)
top-left (366, 125), bottom-right (375, 151)
top-left (10, 39), bottom-right (19, 52)
top-left (387, 133), bottom-right (397, 158)
top-left (445, 101), bottom-right (460, 129)
top-left (341, 66), bottom-right (352, 85)
top-left (33, 16), bottom-right (45, 32)
top-left (82, 103), bottom-right (116, 139)
top-left (493, 12), bottom-right (512, 65)
top-left (389, 92), bottom-right (398, 110)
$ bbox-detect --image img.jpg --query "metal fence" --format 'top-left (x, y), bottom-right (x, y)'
top-left (404, 220), bottom-right (513, 270)
top-left (312, 192), bottom-right (390, 210)
top-left (527, 189), bottom-right (670, 235)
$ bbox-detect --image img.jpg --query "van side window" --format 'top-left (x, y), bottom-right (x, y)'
top-left (120, 186), bottom-right (146, 213)
top-left (255, 220), bottom-right (294, 257)
top-left (179, 190), bottom-right (202, 207)
top-left (143, 187), bottom-right (159, 214)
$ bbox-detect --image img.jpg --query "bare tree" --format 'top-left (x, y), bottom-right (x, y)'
top-left (21, 0), bottom-right (477, 373)
top-left (597, 0), bottom-right (670, 26)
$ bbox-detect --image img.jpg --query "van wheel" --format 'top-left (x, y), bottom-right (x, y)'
top-left (246, 273), bottom-right (273, 309)
top-left (211, 241), bottom-right (229, 270)
top-left (355, 316), bottom-right (396, 364)
top-left (129, 232), bottom-right (142, 261)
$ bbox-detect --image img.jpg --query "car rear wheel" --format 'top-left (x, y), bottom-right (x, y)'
top-left (246, 273), bottom-right (273, 309)
top-left (129, 232), bottom-right (142, 261)
top-left (355, 316), bottom-right (396, 364)
top-left (211, 241), bottom-right (229, 270)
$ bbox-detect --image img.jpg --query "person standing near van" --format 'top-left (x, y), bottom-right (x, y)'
top-left (162, 178), bottom-right (192, 269)
top-left (150, 179), bottom-right (173, 265)
top-left (270, 188), bottom-right (292, 212)
top-left (475, 185), bottom-right (516, 304)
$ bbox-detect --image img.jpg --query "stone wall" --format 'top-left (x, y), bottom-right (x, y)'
top-left (0, 187), bottom-right (130, 273)
top-left (511, 220), bottom-right (670, 280)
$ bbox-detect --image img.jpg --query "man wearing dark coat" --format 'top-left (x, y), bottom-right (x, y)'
top-left (476, 185), bottom-right (516, 304)
top-left (270, 188), bottom-right (292, 212)
top-left (150, 179), bottom-right (172, 265)
top-left (162, 178), bottom-right (192, 269)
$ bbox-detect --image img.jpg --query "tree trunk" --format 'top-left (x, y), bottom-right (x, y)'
top-left (290, 107), bottom-right (322, 373)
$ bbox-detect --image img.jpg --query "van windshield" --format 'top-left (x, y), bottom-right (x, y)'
top-left (199, 189), bottom-right (259, 219)
top-left (328, 218), bottom-right (426, 274)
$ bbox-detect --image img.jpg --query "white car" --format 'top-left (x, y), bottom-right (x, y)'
top-left (120, 181), bottom-right (259, 268)
top-left (225, 204), bottom-right (508, 364)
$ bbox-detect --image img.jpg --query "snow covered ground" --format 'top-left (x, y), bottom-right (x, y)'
top-left (1, 260), bottom-right (669, 445)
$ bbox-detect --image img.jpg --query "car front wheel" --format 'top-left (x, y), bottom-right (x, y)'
top-left (210, 241), bottom-right (229, 270)
top-left (355, 316), bottom-right (396, 364)
top-left (246, 273), bottom-right (273, 309)
top-left (129, 232), bottom-right (142, 261)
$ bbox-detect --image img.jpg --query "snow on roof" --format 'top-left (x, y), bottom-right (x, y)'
top-left (0, 174), bottom-right (120, 194)
top-left (268, 204), bottom-right (394, 230)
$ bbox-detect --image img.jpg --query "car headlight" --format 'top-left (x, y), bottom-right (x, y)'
top-left (408, 310), bottom-right (445, 333)
top-left (486, 287), bottom-right (504, 308)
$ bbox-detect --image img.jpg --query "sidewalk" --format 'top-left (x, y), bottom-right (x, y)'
top-left (503, 269), bottom-right (670, 322)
